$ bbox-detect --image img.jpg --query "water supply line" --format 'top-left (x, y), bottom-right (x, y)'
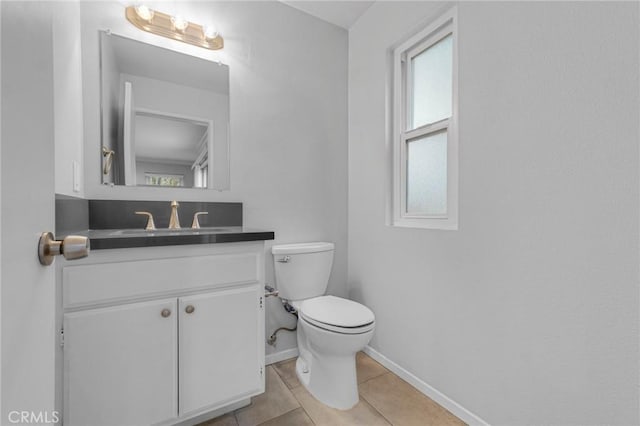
top-left (264, 285), bottom-right (298, 346)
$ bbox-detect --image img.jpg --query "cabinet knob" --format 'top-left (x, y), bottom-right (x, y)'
top-left (161, 308), bottom-right (171, 318)
top-left (185, 305), bottom-right (195, 314)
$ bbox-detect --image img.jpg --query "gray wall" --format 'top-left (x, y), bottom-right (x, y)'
top-left (53, 1), bottom-right (84, 195)
top-left (348, 2), bottom-right (639, 424)
top-left (73, 1), bottom-right (348, 358)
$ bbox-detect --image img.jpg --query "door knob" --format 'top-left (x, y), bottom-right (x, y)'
top-left (161, 308), bottom-right (171, 318)
top-left (38, 232), bottom-right (90, 266)
top-left (185, 305), bottom-right (195, 314)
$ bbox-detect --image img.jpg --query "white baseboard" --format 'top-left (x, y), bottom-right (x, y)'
top-left (265, 347), bottom-right (299, 365)
top-left (363, 346), bottom-right (490, 426)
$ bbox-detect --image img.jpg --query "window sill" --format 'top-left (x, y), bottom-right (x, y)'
top-left (391, 217), bottom-right (458, 231)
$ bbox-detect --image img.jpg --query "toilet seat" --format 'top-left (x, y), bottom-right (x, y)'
top-left (299, 296), bottom-right (375, 334)
top-left (301, 315), bottom-right (375, 334)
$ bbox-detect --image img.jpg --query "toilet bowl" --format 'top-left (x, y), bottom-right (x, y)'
top-left (295, 295), bottom-right (374, 409)
top-left (272, 242), bottom-right (375, 410)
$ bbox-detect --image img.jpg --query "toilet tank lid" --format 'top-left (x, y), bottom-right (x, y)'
top-left (272, 242), bottom-right (334, 255)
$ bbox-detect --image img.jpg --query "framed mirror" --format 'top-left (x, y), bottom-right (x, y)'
top-left (100, 32), bottom-right (230, 190)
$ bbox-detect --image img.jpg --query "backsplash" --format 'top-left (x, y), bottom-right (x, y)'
top-left (56, 195), bottom-right (243, 232)
top-left (89, 200), bottom-right (242, 230)
top-left (56, 195), bottom-right (89, 235)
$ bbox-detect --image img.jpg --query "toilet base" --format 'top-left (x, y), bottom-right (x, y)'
top-left (295, 354), bottom-right (359, 410)
top-left (295, 317), bottom-right (374, 410)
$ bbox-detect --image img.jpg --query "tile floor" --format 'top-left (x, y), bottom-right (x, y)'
top-left (199, 352), bottom-right (465, 426)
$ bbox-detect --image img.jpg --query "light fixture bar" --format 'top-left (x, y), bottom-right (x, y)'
top-left (125, 6), bottom-right (223, 51)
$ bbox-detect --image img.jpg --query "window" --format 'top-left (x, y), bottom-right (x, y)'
top-left (144, 173), bottom-right (185, 187)
top-left (392, 8), bottom-right (458, 230)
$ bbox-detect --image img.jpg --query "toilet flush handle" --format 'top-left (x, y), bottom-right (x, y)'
top-left (276, 256), bottom-right (291, 263)
top-left (264, 285), bottom-right (279, 298)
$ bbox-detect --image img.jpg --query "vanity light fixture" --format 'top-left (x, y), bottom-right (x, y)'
top-left (134, 5), bottom-right (153, 22)
top-left (125, 5), bottom-right (223, 50)
top-left (204, 25), bottom-right (218, 40)
top-left (170, 15), bottom-right (189, 32)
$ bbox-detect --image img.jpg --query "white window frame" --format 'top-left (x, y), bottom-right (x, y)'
top-left (392, 7), bottom-right (458, 230)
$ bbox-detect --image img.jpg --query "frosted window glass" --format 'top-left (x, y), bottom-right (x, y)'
top-left (406, 131), bottom-right (447, 215)
top-left (411, 34), bottom-right (452, 129)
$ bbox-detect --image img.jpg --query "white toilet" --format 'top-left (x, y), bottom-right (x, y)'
top-left (272, 242), bottom-right (375, 410)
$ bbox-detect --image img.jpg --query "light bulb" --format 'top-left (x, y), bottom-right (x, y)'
top-left (171, 15), bottom-right (189, 32)
top-left (134, 5), bottom-right (154, 22)
top-left (204, 25), bottom-right (218, 40)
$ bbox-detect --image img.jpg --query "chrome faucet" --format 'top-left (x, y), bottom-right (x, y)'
top-left (168, 201), bottom-right (181, 229)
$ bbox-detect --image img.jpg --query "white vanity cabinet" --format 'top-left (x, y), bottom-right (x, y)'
top-left (178, 287), bottom-right (262, 415)
top-left (64, 298), bottom-right (178, 426)
top-left (58, 242), bottom-right (266, 426)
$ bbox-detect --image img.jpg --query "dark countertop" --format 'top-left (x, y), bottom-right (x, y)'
top-left (62, 227), bottom-right (274, 250)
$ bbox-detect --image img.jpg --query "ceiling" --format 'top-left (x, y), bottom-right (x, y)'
top-left (280, 1), bottom-right (374, 29)
top-left (135, 113), bottom-right (208, 164)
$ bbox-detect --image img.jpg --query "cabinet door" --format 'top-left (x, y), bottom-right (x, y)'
top-left (64, 299), bottom-right (178, 426)
top-left (179, 285), bottom-right (264, 415)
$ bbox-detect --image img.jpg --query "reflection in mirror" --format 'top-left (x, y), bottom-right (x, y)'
top-left (100, 32), bottom-right (230, 190)
top-left (130, 109), bottom-right (211, 188)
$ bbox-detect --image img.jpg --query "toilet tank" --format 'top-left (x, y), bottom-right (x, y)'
top-left (272, 242), bottom-right (334, 302)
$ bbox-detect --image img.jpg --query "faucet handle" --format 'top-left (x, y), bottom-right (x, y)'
top-left (135, 211), bottom-right (156, 230)
top-left (191, 212), bottom-right (209, 229)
